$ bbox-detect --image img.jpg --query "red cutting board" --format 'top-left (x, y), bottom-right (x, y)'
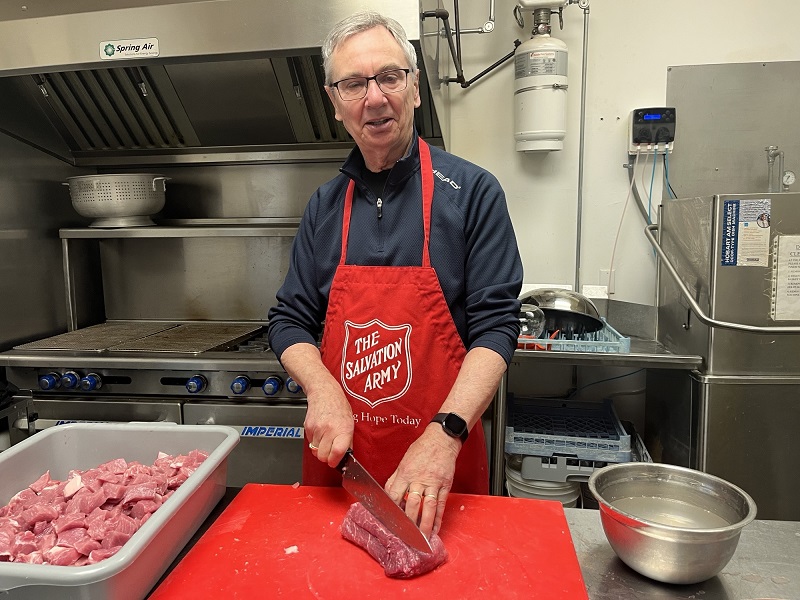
top-left (150, 484), bottom-right (587, 599)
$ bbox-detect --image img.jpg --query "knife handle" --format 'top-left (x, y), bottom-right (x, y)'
top-left (336, 449), bottom-right (353, 473)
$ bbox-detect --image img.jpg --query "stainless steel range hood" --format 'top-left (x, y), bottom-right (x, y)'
top-left (0, 0), bottom-right (450, 166)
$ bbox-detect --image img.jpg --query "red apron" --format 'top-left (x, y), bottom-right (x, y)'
top-left (302, 139), bottom-right (488, 494)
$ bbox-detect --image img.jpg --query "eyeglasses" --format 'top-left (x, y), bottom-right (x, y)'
top-left (330, 69), bottom-right (411, 101)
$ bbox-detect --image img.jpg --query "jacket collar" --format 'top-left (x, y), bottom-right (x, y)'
top-left (340, 131), bottom-right (421, 190)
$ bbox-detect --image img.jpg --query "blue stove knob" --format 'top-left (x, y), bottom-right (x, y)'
top-left (231, 375), bottom-right (251, 395)
top-left (186, 374), bottom-right (208, 394)
top-left (60, 371), bottom-right (80, 389)
top-left (262, 376), bottom-right (283, 396)
top-left (286, 377), bottom-right (303, 394)
top-left (79, 373), bottom-right (103, 391)
top-left (38, 372), bottom-right (61, 391)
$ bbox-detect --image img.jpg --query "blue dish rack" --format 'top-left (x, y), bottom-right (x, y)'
top-left (504, 396), bottom-right (632, 464)
top-left (517, 318), bottom-right (630, 353)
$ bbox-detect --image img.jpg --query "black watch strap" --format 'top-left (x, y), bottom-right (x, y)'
top-left (431, 412), bottom-right (468, 443)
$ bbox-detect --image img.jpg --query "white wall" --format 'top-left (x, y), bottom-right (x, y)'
top-left (446, 0), bottom-right (800, 304)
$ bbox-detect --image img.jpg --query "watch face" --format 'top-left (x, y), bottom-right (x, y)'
top-left (443, 413), bottom-right (468, 436)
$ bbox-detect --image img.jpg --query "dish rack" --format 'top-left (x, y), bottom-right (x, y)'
top-left (512, 422), bottom-right (652, 483)
top-left (517, 318), bottom-right (630, 353)
top-left (505, 396), bottom-right (632, 464)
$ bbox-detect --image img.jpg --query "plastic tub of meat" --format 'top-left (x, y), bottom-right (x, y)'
top-left (0, 422), bottom-right (238, 600)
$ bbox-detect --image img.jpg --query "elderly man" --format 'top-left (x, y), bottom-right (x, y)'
top-left (268, 11), bottom-right (522, 537)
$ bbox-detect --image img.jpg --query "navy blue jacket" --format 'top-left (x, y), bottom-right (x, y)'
top-left (268, 134), bottom-right (523, 364)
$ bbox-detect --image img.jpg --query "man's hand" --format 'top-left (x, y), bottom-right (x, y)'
top-left (384, 423), bottom-right (460, 537)
top-left (304, 377), bottom-right (354, 468)
top-left (280, 343), bottom-right (353, 468)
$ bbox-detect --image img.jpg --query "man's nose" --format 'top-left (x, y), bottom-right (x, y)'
top-left (364, 79), bottom-right (386, 105)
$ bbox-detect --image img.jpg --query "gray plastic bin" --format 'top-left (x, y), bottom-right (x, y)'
top-left (0, 422), bottom-right (239, 600)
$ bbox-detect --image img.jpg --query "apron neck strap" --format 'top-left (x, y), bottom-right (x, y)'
top-left (340, 138), bottom-right (434, 267)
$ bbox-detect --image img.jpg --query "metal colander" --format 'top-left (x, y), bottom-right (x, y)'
top-left (65, 173), bottom-right (169, 228)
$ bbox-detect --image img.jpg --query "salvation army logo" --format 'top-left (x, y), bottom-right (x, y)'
top-left (341, 319), bottom-right (412, 408)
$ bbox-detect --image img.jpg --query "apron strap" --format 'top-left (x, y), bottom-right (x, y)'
top-left (419, 139), bottom-right (433, 268)
top-left (340, 180), bottom-right (355, 266)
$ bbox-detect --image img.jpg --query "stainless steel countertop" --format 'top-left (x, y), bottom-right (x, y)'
top-left (565, 508), bottom-right (800, 599)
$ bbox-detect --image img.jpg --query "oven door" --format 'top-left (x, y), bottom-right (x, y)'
top-left (184, 401), bottom-right (306, 487)
top-left (10, 396), bottom-right (183, 444)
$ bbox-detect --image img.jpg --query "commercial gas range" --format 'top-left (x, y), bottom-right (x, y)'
top-left (0, 320), bottom-right (307, 487)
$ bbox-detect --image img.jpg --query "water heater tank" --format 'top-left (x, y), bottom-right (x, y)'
top-left (513, 33), bottom-right (568, 152)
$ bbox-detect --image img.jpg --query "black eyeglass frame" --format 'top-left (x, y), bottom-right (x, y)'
top-left (330, 68), bottom-right (412, 101)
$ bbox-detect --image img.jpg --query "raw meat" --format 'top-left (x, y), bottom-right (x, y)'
top-left (340, 502), bottom-right (447, 578)
top-left (0, 449), bottom-right (208, 566)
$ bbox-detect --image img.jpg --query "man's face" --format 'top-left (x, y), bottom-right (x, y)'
top-left (326, 26), bottom-right (421, 167)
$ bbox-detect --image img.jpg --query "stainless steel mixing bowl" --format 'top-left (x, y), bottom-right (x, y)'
top-left (588, 462), bottom-right (757, 584)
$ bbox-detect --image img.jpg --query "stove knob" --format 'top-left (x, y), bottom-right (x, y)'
top-left (230, 375), bottom-right (251, 395)
top-left (38, 372), bottom-right (61, 391)
top-left (262, 376), bottom-right (283, 396)
top-left (186, 375), bottom-right (208, 394)
top-left (80, 373), bottom-right (103, 391)
top-left (60, 371), bottom-right (80, 390)
top-left (286, 377), bottom-right (303, 394)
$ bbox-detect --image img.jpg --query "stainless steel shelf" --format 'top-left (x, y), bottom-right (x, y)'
top-left (60, 225), bottom-right (298, 239)
top-left (511, 337), bottom-right (702, 370)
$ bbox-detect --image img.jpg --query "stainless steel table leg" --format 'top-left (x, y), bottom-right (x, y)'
top-left (490, 372), bottom-right (508, 496)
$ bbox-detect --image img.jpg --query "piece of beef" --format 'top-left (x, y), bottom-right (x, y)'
top-left (28, 471), bottom-right (51, 494)
top-left (340, 502), bottom-right (447, 578)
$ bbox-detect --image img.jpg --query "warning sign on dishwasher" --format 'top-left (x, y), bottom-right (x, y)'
top-left (771, 234), bottom-right (800, 320)
top-left (721, 199), bottom-right (771, 267)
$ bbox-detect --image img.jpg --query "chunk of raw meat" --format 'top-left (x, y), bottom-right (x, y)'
top-left (22, 504), bottom-right (60, 528)
top-left (12, 531), bottom-right (37, 556)
top-left (43, 545), bottom-right (81, 566)
top-left (63, 474), bottom-right (84, 498)
top-left (29, 471), bottom-right (51, 494)
top-left (340, 502), bottom-right (447, 578)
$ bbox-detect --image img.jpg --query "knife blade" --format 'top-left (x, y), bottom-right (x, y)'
top-left (337, 450), bottom-right (433, 554)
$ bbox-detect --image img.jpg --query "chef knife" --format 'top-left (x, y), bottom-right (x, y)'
top-left (337, 450), bottom-right (433, 554)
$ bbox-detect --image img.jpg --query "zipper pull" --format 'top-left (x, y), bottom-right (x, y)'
top-left (376, 197), bottom-right (383, 219)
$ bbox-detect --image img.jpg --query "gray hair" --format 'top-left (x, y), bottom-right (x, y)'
top-left (321, 11), bottom-right (418, 85)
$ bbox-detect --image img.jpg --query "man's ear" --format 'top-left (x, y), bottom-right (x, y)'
top-left (325, 87), bottom-right (343, 122)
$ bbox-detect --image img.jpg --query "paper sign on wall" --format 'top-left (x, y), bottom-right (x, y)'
top-left (771, 234), bottom-right (800, 320)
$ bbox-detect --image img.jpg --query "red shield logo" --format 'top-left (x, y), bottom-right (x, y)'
top-left (340, 319), bottom-right (412, 408)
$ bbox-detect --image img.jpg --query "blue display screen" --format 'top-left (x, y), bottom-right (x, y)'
top-left (643, 113), bottom-right (662, 121)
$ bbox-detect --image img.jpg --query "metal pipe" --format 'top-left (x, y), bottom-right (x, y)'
top-left (626, 154), bottom-right (651, 224)
top-left (574, 3), bottom-right (590, 292)
top-left (766, 145), bottom-right (780, 193)
top-left (454, 0), bottom-right (496, 34)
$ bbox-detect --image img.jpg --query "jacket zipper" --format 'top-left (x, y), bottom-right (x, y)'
top-left (376, 197), bottom-right (383, 219)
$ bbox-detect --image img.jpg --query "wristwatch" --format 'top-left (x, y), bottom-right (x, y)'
top-left (430, 412), bottom-right (469, 443)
